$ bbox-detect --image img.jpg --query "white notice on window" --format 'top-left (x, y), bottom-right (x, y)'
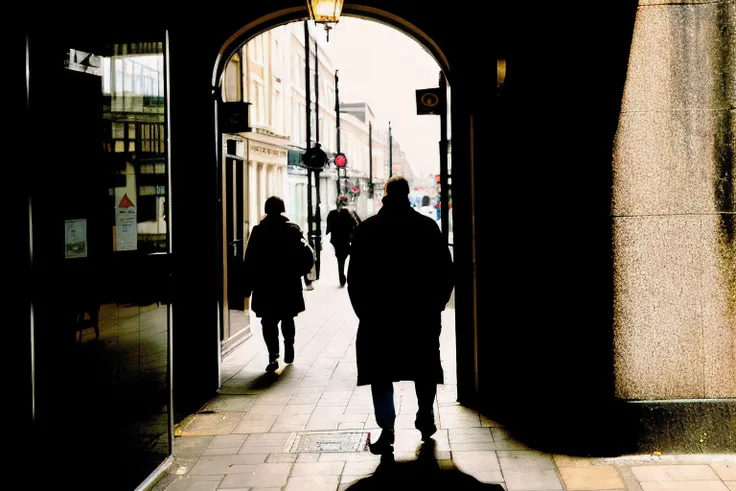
top-left (115, 193), bottom-right (138, 251)
top-left (65, 219), bottom-right (88, 259)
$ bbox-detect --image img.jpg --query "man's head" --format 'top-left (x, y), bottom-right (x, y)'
top-left (264, 196), bottom-right (285, 216)
top-left (384, 176), bottom-right (410, 199)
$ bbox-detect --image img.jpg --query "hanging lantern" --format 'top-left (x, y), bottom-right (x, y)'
top-left (306, 0), bottom-right (344, 24)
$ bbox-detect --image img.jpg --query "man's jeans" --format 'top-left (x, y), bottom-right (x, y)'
top-left (371, 381), bottom-right (437, 430)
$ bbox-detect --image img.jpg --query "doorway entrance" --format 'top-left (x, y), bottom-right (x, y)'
top-left (221, 135), bottom-right (252, 355)
top-left (214, 13), bottom-right (459, 394)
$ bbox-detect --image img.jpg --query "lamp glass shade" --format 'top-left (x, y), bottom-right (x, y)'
top-left (307, 0), bottom-right (344, 23)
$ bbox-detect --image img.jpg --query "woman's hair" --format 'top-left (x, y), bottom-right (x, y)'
top-left (264, 196), bottom-right (286, 215)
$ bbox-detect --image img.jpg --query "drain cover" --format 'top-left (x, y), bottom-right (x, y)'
top-left (288, 431), bottom-right (369, 453)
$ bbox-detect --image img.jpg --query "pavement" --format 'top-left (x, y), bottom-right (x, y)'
top-left (153, 244), bottom-right (736, 491)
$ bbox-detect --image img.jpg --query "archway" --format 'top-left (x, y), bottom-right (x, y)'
top-left (209, 7), bottom-right (472, 411)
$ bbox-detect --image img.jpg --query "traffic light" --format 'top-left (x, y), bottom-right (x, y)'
top-left (303, 144), bottom-right (327, 169)
top-left (335, 152), bottom-right (347, 168)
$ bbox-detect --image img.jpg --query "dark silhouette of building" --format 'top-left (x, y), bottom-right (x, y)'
top-left (16, 2), bottom-right (734, 489)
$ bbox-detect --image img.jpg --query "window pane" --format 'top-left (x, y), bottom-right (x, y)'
top-left (34, 37), bottom-right (170, 491)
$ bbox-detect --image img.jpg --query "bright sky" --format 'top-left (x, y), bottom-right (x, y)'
top-left (323, 17), bottom-right (441, 180)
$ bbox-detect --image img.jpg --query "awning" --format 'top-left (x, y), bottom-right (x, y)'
top-left (288, 150), bottom-right (304, 166)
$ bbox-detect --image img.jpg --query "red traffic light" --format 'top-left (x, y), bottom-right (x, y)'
top-left (335, 153), bottom-right (347, 168)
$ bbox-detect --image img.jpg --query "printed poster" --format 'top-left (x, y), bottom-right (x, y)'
top-left (65, 219), bottom-right (88, 259)
top-left (115, 193), bottom-right (138, 251)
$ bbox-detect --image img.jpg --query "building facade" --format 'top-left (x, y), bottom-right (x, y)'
top-left (222, 26), bottom-right (418, 238)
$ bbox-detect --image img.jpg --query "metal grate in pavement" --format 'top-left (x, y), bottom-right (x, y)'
top-left (286, 431), bottom-right (370, 453)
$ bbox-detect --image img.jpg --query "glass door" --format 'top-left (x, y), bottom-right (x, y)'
top-left (223, 136), bottom-right (251, 354)
top-left (29, 37), bottom-right (172, 490)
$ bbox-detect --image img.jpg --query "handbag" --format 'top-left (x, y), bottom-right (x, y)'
top-left (299, 236), bottom-right (315, 277)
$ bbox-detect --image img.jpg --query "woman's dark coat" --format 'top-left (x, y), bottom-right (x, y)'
top-left (347, 198), bottom-right (454, 386)
top-left (242, 214), bottom-right (313, 319)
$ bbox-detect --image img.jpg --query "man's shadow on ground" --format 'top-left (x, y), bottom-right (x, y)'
top-left (346, 440), bottom-right (504, 491)
top-left (232, 364), bottom-right (295, 391)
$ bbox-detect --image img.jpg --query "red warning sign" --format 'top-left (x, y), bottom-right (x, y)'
top-left (119, 193), bottom-right (135, 208)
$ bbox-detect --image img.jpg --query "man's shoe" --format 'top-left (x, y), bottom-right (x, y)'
top-left (284, 345), bottom-right (294, 364)
top-left (304, 283), bottom-right (315, 291)
top-left (415, 415), bottom-right (437, 441)
top-left (266, 354), bottom-right (279, 372)
top-left (368, 429), bottom-right (395, 455)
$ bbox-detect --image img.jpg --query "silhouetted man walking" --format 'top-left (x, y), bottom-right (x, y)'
top-left (347, 176), bottom-right (454, 454)
top-left (326, 195), bottom-right (359, 286)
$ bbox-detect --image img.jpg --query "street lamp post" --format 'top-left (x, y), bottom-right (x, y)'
top-left (313, 34), bottom-right (322, 280)
top-left (335, 69), bottom-right (342, 199)
top-left (304, 21), bottom-right (313, 256)
top-left (368, 120), bottom-right (373, 198)
top-left (388, 121), bottom-right (393, 178)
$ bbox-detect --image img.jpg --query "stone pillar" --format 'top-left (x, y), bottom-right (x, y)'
top-left (248, 160), bottom-right (259, 232)
top-left (613, 0), bottom-right (735, 400)
top-left (259, 163), bottom-right (268, 217)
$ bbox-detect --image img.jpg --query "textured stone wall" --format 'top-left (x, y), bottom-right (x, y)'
top-left (613, 0), bottom-right (735, 399)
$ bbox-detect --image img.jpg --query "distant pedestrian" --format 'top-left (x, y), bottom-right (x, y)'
top-left (347, 176), bottom-right (454, 454)
top-left (326, 195), bottom-right (360, 286)
top-left (242, 196), bottom-right (315, 372)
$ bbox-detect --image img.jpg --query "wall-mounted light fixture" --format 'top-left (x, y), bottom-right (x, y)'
top-left (497, 58), bottom-right (507, 90)
top-left (307, 0), bottom-right (343, 23)
top-left (306, 0), bottom-right (344, 40)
